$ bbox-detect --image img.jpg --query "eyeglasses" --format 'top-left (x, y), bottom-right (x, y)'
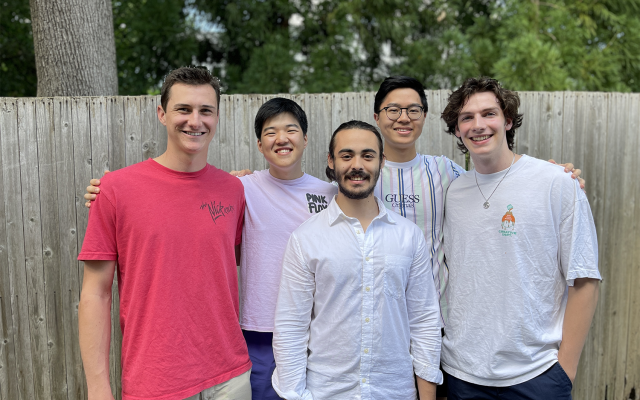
top-left (378, 106), bottom-right (424, 121)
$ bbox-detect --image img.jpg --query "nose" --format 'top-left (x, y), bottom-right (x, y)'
top-left (188, 111), bottom-right (201, 127)
top-left (351, 155), bottom-right (365, 170)
top-left (471, 115), bottom-right (486, 130)
top-left (274, 130), bottom-right (289, 144)
top-left (397, 108), bottom-right (411, 122)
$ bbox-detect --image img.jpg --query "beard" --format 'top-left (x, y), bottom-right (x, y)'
top-left (335, 166), bottom-right (381, 200)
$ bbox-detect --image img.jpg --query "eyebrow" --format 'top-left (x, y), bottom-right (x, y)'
top-left (459, 106), bottom-right (501, 115)
top-left (173, 103), bottom-right (217, 110)
top-left (338, 148), bottom-right (378, 155)
top-left (262, 123), bottom-right (300, 132)
top-left (383, 102), bottom-right (422, 108)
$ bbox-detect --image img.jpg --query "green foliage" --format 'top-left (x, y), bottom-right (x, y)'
top-left (2, 0), bottom-right (640, 96)
top-left (113, 0), bottom-right (201, 95)
top-left (0, 0), bottom-right (37, 96)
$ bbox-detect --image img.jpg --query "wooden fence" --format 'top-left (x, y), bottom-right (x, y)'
top-left (0, 91), bottom-right (638, 400)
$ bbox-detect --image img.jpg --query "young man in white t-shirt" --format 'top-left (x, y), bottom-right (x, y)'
top-left (84, 98), bottom-right (337, 400)
top-left (439, 77), bottom-right (600, 399)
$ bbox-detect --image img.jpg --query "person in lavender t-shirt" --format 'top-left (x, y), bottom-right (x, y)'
top-left (236, 98), bottom-right (336, 399)
top-left (84, 98), bottom-right (337, 400)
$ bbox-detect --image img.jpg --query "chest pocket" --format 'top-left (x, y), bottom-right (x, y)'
top-left (383, 255), bottom-right (412, 299)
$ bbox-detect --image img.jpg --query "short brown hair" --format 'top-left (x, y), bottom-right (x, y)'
top-left (441, 77), bottom-right (523, 154)
top-left (160, 66), bottom-right (221, 113)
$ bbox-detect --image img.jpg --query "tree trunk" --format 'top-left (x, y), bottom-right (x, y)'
top-left (29, 0), bottom-right (118, 96)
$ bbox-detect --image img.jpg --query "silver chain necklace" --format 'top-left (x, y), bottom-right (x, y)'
top-left (475, 152), bottom-right (516, 209)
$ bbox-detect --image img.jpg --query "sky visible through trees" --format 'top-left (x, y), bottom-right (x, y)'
top-left (2, 0), bottom-right (639, 96)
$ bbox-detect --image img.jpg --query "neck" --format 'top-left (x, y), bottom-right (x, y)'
top-left (472, 150), bottom-right (520, 174)
top-left (382, 144), bottom-right (417, 163)
top-left (335, 193), bottom-right (379, 232)
top-left (268, 163), bottom-right (304, 180)
top-left (154, 150), bottom-right (207, 173)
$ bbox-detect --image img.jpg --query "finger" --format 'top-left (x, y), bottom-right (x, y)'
top-left (548, 159), bottom-right (557, 165)
top-left (571, 168), bottom-right (582, 179)
top-left (86, 185), bottom-right (100, 194)
top-left (563, 163), bottom-right (574, 173)
top-left (84, 201), bottom-right (91, 208)
top-left (90, 178), bottom-right (101, 186)
top-left (84, 193), bottom-right (96, 201)
top-left (579, 177), bottom-right (585, 189)
top-left (104, 170), bottom-right (110, 175)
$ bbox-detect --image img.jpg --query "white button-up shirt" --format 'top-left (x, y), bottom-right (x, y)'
top-left (272, 196), bottom-right (443, 400)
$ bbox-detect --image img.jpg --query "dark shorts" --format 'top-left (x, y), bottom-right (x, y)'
top-left (447, 362), bottom-right (573, 400)
top-left (242, 330), bottom-right (280, 400)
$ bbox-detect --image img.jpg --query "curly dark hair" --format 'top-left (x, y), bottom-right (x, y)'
top-left (441, 77), bottom-right (523, 154)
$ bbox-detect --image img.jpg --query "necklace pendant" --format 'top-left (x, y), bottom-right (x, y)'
top-left (483, 201), bottom-right (490, 209)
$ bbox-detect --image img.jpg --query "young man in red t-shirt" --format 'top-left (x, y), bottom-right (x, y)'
top-left (78, 67), bottom-right (251, 400)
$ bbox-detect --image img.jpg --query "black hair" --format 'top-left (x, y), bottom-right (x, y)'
top-left (254, 97), bottom-right (308, 140)
top-left (325, 120), bottom-right (384, 181)
top-left (374, 76), bottom-right (428, 114)
top-left (161, 66), bottom-right (221, 113)
top-left (441, 76), bottom-right (523, 154)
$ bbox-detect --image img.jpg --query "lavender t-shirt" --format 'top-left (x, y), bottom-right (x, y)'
top-left (238, 169), bottom-right (337, 332)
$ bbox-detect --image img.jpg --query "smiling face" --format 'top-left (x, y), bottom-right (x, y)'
top-left (258, 112), bottom-right (307, 179)
top-left (328, 128), bottom-right (383, 200)
top-left (158, 83), bottom-right (218, 160)
top-left (374, 87), bottom-right (425, 155)
top-left (455, 91), bottom-right (513, 164)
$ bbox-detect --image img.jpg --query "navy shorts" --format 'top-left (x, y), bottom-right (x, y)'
top-left (242, 330), bottom-right (280, 400)
top-left (447, 362), bottom-right (573, 400)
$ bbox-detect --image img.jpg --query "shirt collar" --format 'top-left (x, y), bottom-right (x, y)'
top-left (327, 195), bottom-right (397, 226)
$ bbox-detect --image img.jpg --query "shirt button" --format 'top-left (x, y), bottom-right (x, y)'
top-left (365, 286), bottom-right (370, 292)
top-left (366, 257), bottom-right (370, 261)
top-left (356, 230), bottom-right (360, 234)
top-left (362, 378), bottom-right (366, 383)
top-left (365, 317), bottom-right (370, 322)
top-left (364, 348), bottom-right (369, 354)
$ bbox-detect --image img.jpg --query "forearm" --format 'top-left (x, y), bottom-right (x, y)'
top-left (417, 377), bottom-right (436, 400)
top-left (79, 291), bottom-right (113, 398)
top-left (558, 278), bottom-right (599, 381)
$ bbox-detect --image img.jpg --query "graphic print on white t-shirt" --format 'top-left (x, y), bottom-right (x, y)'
top-left (499, 204), bottom-right (516, 236)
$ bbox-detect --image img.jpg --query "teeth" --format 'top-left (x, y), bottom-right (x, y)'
top-left (472, 135), bottom-right (490, 141)
top-left (276, 149), bottom-right (292, 154)
top-left (183, 131), bottom-right (205, 136)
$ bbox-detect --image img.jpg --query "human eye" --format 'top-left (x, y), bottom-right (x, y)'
top-left (387, 107), bottom-right (400, 115)
top-left (408, 107), bottom-right (421, 117)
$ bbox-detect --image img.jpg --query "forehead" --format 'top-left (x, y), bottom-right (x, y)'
top-left (461, 91), bottom-right (500, 113)
top-left (380, 87), bottom-right (422, 106)
top-left (262, 112), bottom-right (300, 131)
top-left (334, 128), bottom-right (380, 151)
top-left (167, 83), bottom-right (218, 108)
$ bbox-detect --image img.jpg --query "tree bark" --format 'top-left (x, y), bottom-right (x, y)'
top-left (29, 0), bottom-right (118, 96)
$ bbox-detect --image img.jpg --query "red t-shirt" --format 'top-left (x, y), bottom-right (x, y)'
top-left (79, 159), bottom-right (250, 400)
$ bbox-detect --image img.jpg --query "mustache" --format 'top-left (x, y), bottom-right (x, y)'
top-left (344, 170), bottom-right (370, 180)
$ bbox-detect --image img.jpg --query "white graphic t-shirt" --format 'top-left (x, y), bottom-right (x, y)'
top-left (441, 155), bottom-right (601, 386)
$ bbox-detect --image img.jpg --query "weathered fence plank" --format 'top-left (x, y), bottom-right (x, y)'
top-left (17, 98), bottom-right (53, 400)
top-left (600, 93), bottom-right (635, 400)
top-left (2, 98), bottom-right (36, 400)
top-left (52, 98), bottom-right (85, 400)
top-left (627, 93), bottom-right (640, 399)
top-left (35, 98), bottom-right (69, 400)
top-left (0, 98), bottom-right (20, 400)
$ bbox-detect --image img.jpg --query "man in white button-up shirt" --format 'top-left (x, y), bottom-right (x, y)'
top-left (272, 120), bottom-right (443, 400)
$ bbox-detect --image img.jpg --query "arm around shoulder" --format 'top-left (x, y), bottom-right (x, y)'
top-left (79, 260), bottom-right (117, 400)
